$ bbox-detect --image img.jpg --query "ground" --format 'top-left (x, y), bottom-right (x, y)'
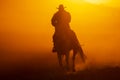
top-left (0, 51), bottom-right (120, 80)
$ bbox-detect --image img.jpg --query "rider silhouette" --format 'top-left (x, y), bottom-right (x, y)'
top-left (51, 4), bottom-right (81, 53)
top-left (51, 4), bottom-right (71, 30)
top-left (51, 4), bottom-right (71, 52)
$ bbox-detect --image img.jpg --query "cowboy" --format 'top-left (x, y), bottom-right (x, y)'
top-left (51, 4), bottom-right (71, 52)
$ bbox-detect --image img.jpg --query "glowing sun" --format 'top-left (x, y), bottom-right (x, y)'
top-left (69, 0), bottom-right (108, 4)
top-left (85, 0), bottom-right (106, 4)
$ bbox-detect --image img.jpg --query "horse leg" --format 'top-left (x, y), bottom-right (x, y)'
top-left (72, 50), bottom-right (77, 72)
top-left (57, 53), bottom-right (63, 68)
top-left (65, 52), bottom-right (69, 71)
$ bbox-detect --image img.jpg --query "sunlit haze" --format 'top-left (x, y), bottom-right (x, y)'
top-left (0, 0), bottom-right (120, 68)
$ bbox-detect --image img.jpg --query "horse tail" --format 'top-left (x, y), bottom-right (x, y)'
top-left (78, 45), bottom-right (86, 63)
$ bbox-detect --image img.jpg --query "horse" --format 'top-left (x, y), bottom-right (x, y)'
top-left (53, 30), bottom-right (86, 72)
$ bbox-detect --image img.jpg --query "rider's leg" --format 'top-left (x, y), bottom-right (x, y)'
top-left (52, 34), bottom-right (57, 52)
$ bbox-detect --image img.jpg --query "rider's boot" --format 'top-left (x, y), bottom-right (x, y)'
top-left (52, 47), bottom-right (57, 53)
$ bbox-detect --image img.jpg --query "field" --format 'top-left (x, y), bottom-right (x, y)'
top-left (0, 51), bottom-right (120, 80)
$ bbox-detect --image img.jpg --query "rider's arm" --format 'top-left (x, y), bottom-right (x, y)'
top-left (51, 13), bottom-right (57, 27)
top-left (68, 12), bottom-right (71, 23)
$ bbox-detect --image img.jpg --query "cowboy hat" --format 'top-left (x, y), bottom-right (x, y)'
top-left (57, 4), bottom-right (66, 9)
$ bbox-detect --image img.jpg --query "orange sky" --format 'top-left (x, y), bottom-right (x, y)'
top-left (0, 0), bottom-right (120, 65)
